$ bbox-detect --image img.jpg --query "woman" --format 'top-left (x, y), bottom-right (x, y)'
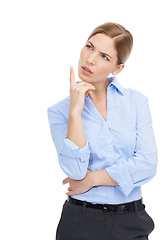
top-left (47, 22), bottom-right (158, 240)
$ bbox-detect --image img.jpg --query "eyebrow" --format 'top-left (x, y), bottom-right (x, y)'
top-left (87, 40), bottom-right (112, 59)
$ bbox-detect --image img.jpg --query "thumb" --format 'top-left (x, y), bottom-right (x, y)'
top-left (87, 90), bottom-right (94, 99)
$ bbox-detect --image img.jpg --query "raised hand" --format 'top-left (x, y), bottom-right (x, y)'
top-left (69, 66), bottom-right (95, 114)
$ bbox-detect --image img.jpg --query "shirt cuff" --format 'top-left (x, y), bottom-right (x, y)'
top-left (59, 136), bottom-right (90, 162)
top-left (105, 162), bottom-right (134, 197)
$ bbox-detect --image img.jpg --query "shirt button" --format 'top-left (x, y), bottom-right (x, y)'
top-left (107, 138), bottom-right (111, 142)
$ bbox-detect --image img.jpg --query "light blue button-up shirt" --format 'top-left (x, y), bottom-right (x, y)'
top-left (47, 76), bottom-right (158, 204)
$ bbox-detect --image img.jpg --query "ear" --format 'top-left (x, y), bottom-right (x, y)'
top-left (112, 64), bottom-right (124, 75)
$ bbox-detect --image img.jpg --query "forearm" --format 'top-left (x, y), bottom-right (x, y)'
top-left (91, 169), bottom-right (119, 187)
top-left (67, 111), bottom-right (86, 149)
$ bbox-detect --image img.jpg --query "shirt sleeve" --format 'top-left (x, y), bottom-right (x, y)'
top-left (105, 93), bottom-right (158, 197)
top-left (47, 106), bottom-right (90, 180)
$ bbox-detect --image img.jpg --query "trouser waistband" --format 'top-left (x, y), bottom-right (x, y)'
top-left (67, 196), bottom-right (144, 213)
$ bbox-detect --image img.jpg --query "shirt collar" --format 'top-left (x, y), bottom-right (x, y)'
top-left (107, 76), bottom-right (125, 95)
top-left (78, 76), bottom-right (125, 97)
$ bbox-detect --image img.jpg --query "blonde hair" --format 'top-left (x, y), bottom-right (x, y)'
top-left (87, 22), bottom-right (133, 65)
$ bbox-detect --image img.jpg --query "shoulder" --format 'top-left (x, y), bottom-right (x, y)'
top-left (48, 95), bottom-right (70, 111)
top-left (123, 87), bottom-right (148, 107)
top-left (47, 95), bottom-right (70, 121)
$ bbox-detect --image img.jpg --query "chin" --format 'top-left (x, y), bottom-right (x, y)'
top-left (78, 69), bottom-right (89, 82)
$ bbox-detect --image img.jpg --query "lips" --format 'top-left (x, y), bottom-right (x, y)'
top-left (82, 66), bottom-right (93, 74)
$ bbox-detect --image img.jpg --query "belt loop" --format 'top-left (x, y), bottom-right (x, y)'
top-left (134, 201), bottom-right (138, 214)
top-left (82, 200), bottom-right (87, 213)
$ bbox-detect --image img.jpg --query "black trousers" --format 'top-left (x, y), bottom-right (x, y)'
top-left (56, 199), bottom-right (155, 240)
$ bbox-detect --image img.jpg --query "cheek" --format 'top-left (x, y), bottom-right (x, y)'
top-left (97, 62), bottom-right (113, 75)
top-left (80, 47), bottom-right (86, 60)
top-left (78, 51), bottom-right (84, 67)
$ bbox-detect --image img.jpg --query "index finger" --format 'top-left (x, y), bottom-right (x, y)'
top-left (62, 177), bottom-right (70, 185)
top-left (70, 66), bottom-right (75, 88)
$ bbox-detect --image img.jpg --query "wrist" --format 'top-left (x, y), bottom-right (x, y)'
top-left (88, 170), bottom-right (97, 187)
top-left (88, 169), bottom-right (119, 187)
top-left (69, 108), bottom-right (82, 116)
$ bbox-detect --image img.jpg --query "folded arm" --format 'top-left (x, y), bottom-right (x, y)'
top-left (47, 104), bottom-right (90, 180)
top-left (104, 94), bottom-right (158, 196)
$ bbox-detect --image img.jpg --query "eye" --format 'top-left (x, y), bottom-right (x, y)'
top-left (86, 44), bottom-right (93, 50)
top-left (102, 54), bottom-right (109, 61)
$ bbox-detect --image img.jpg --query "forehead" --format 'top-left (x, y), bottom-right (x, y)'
top-left (88, 33), bottom-right (116, 55)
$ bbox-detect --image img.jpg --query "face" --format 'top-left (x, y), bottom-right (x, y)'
top-left (78, 33), bottom-right (124, 84)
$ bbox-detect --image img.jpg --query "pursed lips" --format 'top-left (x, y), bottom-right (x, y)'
top-left (82, 66), bottom-right (93, 74)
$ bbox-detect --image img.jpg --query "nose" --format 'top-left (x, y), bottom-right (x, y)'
top-left (87, 53), bottom-right (96, 65)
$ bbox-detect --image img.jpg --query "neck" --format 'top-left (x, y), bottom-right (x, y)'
top-left (89, 79), bottom-right (109, 101)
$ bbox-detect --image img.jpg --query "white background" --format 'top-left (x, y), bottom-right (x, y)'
top-left (0, 0), bottom-right (166, 239)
